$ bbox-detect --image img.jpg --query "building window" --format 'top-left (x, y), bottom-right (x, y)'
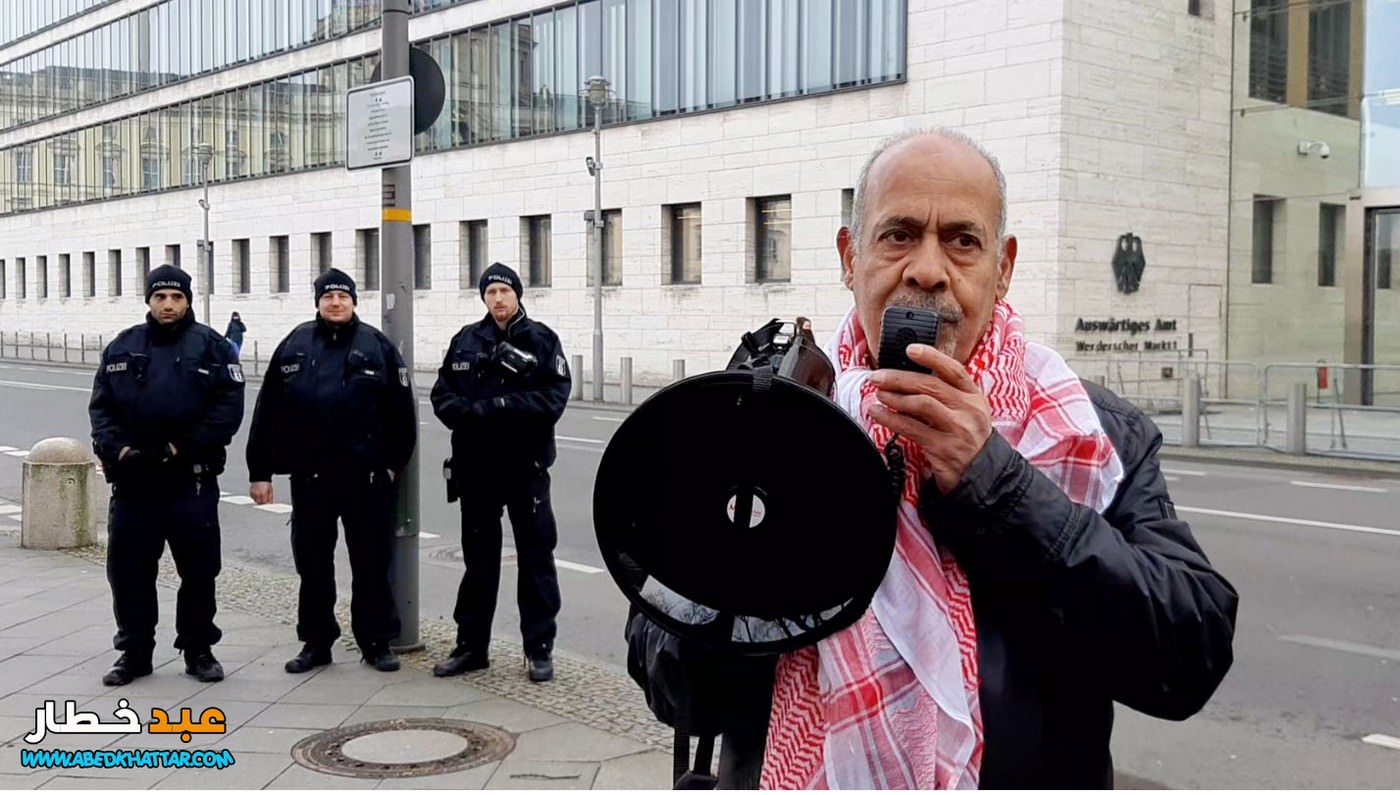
top-left (141, 156), bottom-right (161, 191)
top-left (667, 204), bottom-right (702, 285)
top-left (1318, 203), bottom-right (1343, 287)
top-left (461, 220), bottom-right (488, 287)
top-left (233, 239), bottom-right (250, 294)
top-left (414, 224), bottom-right (432, 289)
top-left (272, 235), bottom-right (290, 293)
top-left (108, 249), bottom-right (123, 297)
top-left (313, 232), bottom-right (333, 274)
top-left (136, 247), bottom-right (150, 281)
top-left (0, 259), bottom-right (5, 300)
top-left (16, 258), bottom-right (26, 300)
top-left (1248, 0), bottom-right (1288, 104)
top-left (1378, 212), bottom-right (1395, 290)
top-left (523, 215), bottom-right (552, 288)
top-left (1252, 197), bottom-right (1279, 284)
top-left (58, 254), bottom-right (72, 298)
top-left (102, 156), bottom-right (120, 189)
top-left (83, 252), bottom-right (96, 297)
top-left (587, 210), bottom-right (623, 286)
top-left (754, 196), bottom-right (793, 283)
top-left (13, 149), bottom-right (32, 183)
top-left (841, 188), bottom-right (855, 229)
top-left (53, 155), bottom-right (73, 186)
top-left (36, 256), bottom-right (48, 299)
top-left (358, 228), bottom-right (380, 291)
top-left (1307, 0), bottom-right (1352, 116)
top-left (165, 245), bottom-right (182, 272)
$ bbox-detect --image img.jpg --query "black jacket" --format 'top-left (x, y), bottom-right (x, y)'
top-left (89, 311), bottom-right (246, 479)
top-left (246, 314), bottom-right (417, 482)
top-left (626, 380), bottom-right (1239, 789)
top-left (430, 308), bottom-right (571, 472)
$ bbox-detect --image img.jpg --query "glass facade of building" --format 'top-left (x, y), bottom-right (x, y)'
top-left (0, 0), bottom-right (907, 215)
top-left (0, 0), bottom-right (119, 46)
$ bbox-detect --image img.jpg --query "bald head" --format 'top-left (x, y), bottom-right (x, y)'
top-left (849, 129), bottom-right (1008, 256)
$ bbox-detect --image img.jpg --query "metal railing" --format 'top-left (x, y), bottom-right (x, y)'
top-left (1260, 363), bottom-right (1400, 461)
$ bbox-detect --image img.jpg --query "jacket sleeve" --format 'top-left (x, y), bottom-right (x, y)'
top-left (497, 333), bottom-right (570, 421)
top-left (922, 412), bottom-right (1238, 722)
top-left (430, 332), bottom-right (481, 430)
top-left (89, 345), bottom-right (132, 464)
top-left (176, 338), bottom-right (246, 461)
top-left (245, 339), bottom-right (288, 483)
top-left (381, 339), bottom-right (418, 474)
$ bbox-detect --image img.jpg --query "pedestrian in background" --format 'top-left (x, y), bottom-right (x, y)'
top-left (224, 312), bottom-right (246, 360)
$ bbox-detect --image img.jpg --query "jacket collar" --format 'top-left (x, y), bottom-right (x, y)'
top-left (144, 310), bottom-right (195, 344)
top-left (315, 312), bottom-right (360, 343)
top-left (474, 306), bottom-right (531, 341)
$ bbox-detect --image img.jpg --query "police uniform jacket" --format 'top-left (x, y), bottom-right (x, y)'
top-left (430, 309), bottom-right (570, 472)
top-left (89, 311), bottom-right (246, 479)
top-left (246, 314), bottom-right (417, 482)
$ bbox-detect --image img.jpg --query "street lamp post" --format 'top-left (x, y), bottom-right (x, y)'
top-left (585, 75), bottom-right (609, 403)
top-left (196, 142), bottom-right (214, 327)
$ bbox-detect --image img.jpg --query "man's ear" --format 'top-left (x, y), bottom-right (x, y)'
top-left (995, 235), bottom-right (1017, 300)
top-left (837, 227), bottom-right (855, 290)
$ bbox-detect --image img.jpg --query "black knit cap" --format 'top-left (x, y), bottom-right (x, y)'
top-left (145, 264), bottom-right (192, 303)
top-left (314, 268), bottom-right (358, 305)
top-left (479, 262), bottom-right (522, 300)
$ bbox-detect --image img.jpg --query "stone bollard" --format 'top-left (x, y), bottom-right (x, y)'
top-left (21, 438), bottom-right (99, 550)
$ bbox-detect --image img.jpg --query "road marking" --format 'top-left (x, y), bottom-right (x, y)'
top-left (220, 496), bottom-right (255, 506)
top-left (1162, 468), bottom-right (1207, 477)
top-left (1290, 480), bottom-right (1388, 494)
top-left (1177, 506), bottom-right (1400, 539)
top-left (0, 505), bottom-right (21, 515)
top-left (556, 560), bottom-right (605, 575)
top-left (0, 379), bottom-right (90, 393)
top-left (1164, 475), bottom-right (1180, 482)
top-left (254, 503), bottom-right (293, 514)
top-left (1279, 635), bottom-right (1400, 662)
top-left (420, 532), bottom-right (440, 540)
top-left (1362, 734), bottom-right (1400, 752)
top-left (557, 435), bottom-right (605, 445)
top-left (591, 415), bottom-right (626, 423)
top-left (0, 446), bottom-right (16, 453)
top-left (3, 450), bottom-right (29, 458)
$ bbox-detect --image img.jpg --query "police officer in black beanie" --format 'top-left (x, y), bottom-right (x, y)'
top-left (246, 268), bottom-right (417, 674)
top-left (89, 264), bottom-right (246, 686)
top-left (430, 262), bottom-right (571, 682)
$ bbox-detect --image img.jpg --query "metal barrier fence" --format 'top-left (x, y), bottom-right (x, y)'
top-left (1069, 356), bottom-right (1263, 448)
top-left (1260, 363), bottom-right (1400, 461)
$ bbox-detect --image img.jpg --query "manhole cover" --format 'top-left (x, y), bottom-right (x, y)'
top-left (291, 718), bottom-right (515, 778)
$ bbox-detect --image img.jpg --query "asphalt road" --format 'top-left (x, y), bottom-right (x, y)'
top-left (2, 360), bottom-right (1398, 788)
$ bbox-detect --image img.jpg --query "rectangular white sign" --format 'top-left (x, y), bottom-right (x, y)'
top-left (346, 75), bottom-right (415, 171)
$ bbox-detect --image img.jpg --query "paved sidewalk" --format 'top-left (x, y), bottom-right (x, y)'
top-left (0, 531), bottom-right (675, 790)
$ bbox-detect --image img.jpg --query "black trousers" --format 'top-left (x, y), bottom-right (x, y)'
top-left (452, 465), bottom-right (561, 657)
top-left (107, 471), bottom-right (222, 656)
top-left (289, 471), bottom-right (401, 652)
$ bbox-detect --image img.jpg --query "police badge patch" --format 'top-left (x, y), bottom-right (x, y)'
top-left (228, 363), bottom-right (245, 383)
top-left (399, 367), bottom-right (411, 387)
top-left (556, 355), bottom-right (568, 378)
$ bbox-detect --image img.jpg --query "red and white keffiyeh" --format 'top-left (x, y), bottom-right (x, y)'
top-left (760, 299), bottom-right (1124, 790)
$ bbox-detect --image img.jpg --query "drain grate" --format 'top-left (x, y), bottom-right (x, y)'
top-left (290, 718), bottom-right (516, 779)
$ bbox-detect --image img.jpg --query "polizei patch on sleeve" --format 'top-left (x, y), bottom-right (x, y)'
top-left (399, 367), bottom-right (411, 387)
top-left (555, 355), bottom-right (568, 377)
top-left (228, 363), bottom-right (245, 383)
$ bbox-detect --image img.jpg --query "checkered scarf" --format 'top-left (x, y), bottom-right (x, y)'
top-left (760, 300), bottom-right (1124, 789)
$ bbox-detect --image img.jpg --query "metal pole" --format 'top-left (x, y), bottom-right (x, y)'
top-left (202, 163), bottom-right (212, 327)
top-left (1181, 374), bottom-right (1201, 448)
top-left (673, 358), bottom-right (685, 382)
top-left (1286, 382), bottom-right (1307, 455)
top-left (381, 0), bottom-right (420, 653)
top-left (620, 356), bottom-right (633, 406)
top-left (591, 99), bottom-right (605, 403)
top-left (571, 353), bottom-right (583, 401)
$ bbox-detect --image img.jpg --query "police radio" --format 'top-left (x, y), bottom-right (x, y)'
top-left (493, 342), bottom-right (538, 375)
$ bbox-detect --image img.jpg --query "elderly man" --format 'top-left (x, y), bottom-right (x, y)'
top-left (626, 129), bottom-right (1238, 789)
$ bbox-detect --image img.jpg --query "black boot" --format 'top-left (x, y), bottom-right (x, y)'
top-left (527, 651), bottom-right (554, 683)
top-left (101, 652), bottom-right (154, 687)
top-left (433, 645), bottom-right (490, 677)
top-left (361, 645), bottom-right (400, 673)
top-left (184, 649), bottom-right (225, 683)
top-left (285, 643), bottom-right (332, 674)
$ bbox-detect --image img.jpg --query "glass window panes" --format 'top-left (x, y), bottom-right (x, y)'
top-left (755, 196), bottom-right (792, 282)
top-left (669, 204), bottom-right (702, 284)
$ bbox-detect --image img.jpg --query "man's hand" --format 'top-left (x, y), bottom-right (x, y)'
top-left (250, 481), bottom-right (275, 505)
top-left (868, 343), bottom-right (994, 494)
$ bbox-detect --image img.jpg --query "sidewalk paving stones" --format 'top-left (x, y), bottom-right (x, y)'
top-left (0, 530), bottom-right (676, 789)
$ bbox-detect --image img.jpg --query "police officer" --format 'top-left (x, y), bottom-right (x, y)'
top-left (431, 262), bottom-right (571, 682)
top-left (245, 268), bottom-right (417, 674)
top-left (89, 265), bottom-right (246, 686)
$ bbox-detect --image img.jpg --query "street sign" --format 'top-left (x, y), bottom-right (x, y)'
top-left (346, 75), bottom-right (415, 171)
